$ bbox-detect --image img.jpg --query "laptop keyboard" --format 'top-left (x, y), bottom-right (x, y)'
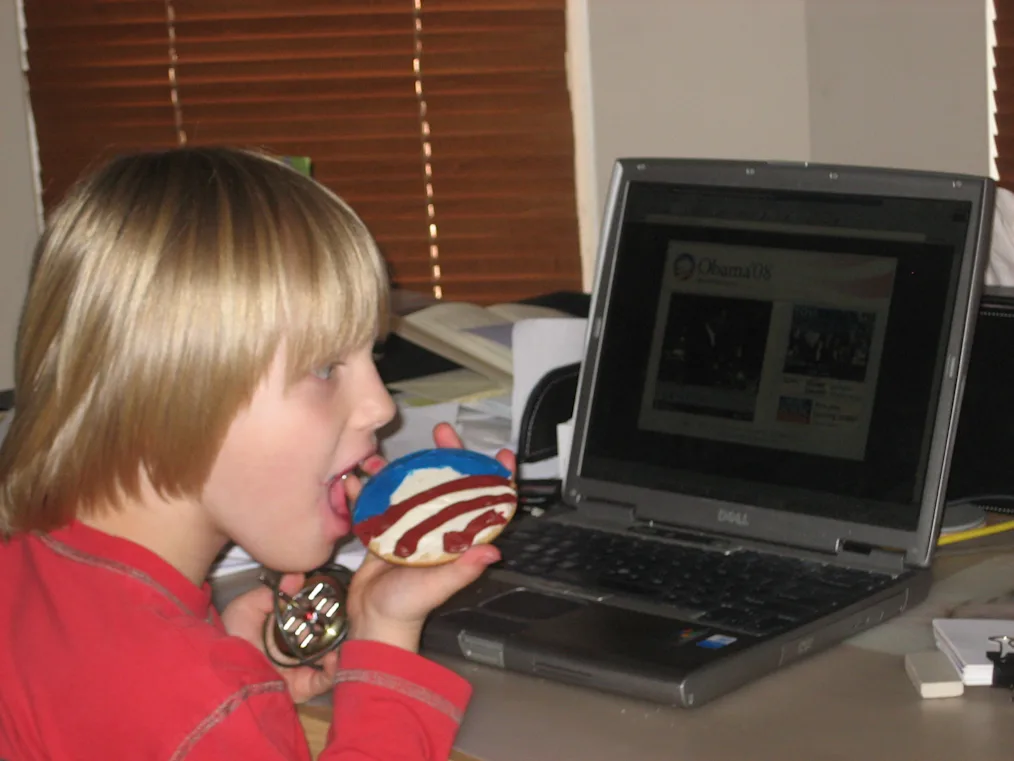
top-left (493, 521), bottom-right (897, 637)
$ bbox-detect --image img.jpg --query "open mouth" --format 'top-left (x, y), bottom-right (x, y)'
top-left (327, 476), bottom-right (351, 524)
top-left (326, 456), bottom-right (374, 523)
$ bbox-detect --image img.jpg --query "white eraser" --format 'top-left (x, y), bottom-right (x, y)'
top-left (904, 650), bottom-right (964, 699)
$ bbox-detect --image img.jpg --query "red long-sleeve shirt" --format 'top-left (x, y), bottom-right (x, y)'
top-left (0, 521), bottom-right (471, 760)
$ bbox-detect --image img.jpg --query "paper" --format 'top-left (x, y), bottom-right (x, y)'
top-left (933, 618), bottom-right (1014, 685)
top-left (459, 393), bottom-right (512, 420)
top-left (556, 419), bottom-right (575, 479)
top-left (395, 302), bottom-right (515, 378)
top-left (457, 408), bottom-right (513, 458)
top-left (464, 323), bottom-right (515, 349)
top-left (210, 537), bottom-right (368, 579)
top-left (509, 317), bottom-right (588, 446)
top-left (487, 302), bottom-right (569, 323)
top-left (378, 401), bottom-right (461, 462)
top-left (388, 368), bottom-right (505, 405)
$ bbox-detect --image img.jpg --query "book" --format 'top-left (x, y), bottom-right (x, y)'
top-left (932, 617), bottom-right (1014, 685)
top-left (390, 301), bottom-right (569, 388)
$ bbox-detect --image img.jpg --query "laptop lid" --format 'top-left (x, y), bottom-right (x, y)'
top-left (566, 159), bottom-right (994, 570)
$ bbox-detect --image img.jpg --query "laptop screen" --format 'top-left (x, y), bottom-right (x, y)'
top-left (581, 180), bottom-right (974, 532)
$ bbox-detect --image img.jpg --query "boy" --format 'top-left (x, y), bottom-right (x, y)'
top-left (0, 147), bottom-right (511, 759)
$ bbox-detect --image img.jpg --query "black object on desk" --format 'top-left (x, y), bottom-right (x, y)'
top-left (374, 334), bottom-right (462, 385)
top-left (516, 362), bottom-right (581, 465)
top-left (946, 291), bottom-right (1014, 511)
top-left (519, 290), bottom-right (591, 318)
top-left (987, 634), bottom-right (1014, 697)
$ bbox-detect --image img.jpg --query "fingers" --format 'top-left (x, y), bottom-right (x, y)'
top-left (351, 552), bottom-right (386, 584)
top-left (362, 455), bottom-right (386, 476)
top-left (342, 453), bottom-right (387, 503)
top-left (414, 544), bottom-right (501, 605)
top-left (343, 472), bottom-right (365, 502)
top-left (432, 422), bottom-right (464, 449)
top-left (495, 447), bottom-right (517, 476)
top-left (229, 574), bottom-right (301, 618)
top-left (433, 423), bottom-right (516, 479)
top-left (320, 649), bottom-right (340, 678)
top-left (286, 661), bottom-right (337, 704)
top-left (277, 573), bottom-right (306, 596)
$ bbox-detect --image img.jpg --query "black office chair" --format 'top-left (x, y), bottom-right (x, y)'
top-left (0, 388), bottom-right (12, 412)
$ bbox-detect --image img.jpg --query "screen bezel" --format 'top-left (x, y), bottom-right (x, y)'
top-left (566, 159), bottom-right (993, 569)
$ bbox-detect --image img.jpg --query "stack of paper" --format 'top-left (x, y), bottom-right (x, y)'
top-left (932, 617), bottom-right (1014, 685)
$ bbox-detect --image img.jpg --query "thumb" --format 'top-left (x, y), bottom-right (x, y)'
top-left (240, 573), bottom-right (304, 619)
top-left (277, 573), bottom-right (306, 596)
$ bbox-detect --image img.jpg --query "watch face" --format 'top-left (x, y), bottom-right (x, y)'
top-left (271, 568), bottom-right (351, 662)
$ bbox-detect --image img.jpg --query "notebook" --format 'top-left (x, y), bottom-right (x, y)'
top-left (933, 617), bottom-right (1014, 686)
top-left (422, 158), bottom-right (995, 708)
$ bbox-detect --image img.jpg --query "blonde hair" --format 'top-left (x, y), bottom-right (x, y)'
top-left (0, 147), bottom-right (388, 535)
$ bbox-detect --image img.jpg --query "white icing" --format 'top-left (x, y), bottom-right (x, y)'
top-left (369, 466), bottom-right (515, 563)
top-left (389, 466), bottom-right (463, 504)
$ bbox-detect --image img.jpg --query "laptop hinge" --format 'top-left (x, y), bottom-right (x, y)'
top-left (570, 493), bottom-right (637, 524)
top-left (836, 540), bottom-right (907, 574)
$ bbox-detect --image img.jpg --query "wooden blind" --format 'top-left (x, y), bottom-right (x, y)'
top-left (23, 1), bottom-right (183, 211)
top-left (22, 0), bottom-right (582, 304)
top-left (996, 0), bottom-right (1014, 187)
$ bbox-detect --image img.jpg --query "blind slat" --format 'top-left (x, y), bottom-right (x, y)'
top-left (170, 0), bottom-right (565, 17)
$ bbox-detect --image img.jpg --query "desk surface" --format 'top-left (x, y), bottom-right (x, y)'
top-left (425, 543), bottom-right (1014, 761)
top-left (212, 540), bottom-right (1014, 761)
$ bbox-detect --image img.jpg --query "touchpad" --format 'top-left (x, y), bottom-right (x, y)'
top-left (481, 590), bottom-right (585, 620)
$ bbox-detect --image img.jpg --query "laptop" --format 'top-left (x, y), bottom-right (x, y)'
top-left (422, 158), bottom-right (995, 708)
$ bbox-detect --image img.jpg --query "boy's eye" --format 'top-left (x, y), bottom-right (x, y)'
top-left (312, 363), bottom-right (340, 381)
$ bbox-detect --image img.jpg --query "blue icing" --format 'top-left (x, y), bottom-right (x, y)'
top-left (353, 448), bottom-right (510, 524)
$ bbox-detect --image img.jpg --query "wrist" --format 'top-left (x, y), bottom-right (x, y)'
top-left (347, 618), bottom-right (424, 654)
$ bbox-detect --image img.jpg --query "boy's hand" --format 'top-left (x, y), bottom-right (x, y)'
top-left (342, 422), bottom-right (515, 652)
top-left (220, 575), bottom-right (339, 703)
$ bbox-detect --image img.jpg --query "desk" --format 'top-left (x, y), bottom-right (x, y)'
top-left (213, 541), bottom-right (1014, 761)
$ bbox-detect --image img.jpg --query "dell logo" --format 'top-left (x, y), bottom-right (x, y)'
top-left (717, 508), bottom-right (750, 527)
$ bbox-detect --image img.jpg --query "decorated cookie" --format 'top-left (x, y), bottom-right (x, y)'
top-left (352, 449), bottom-right (517, 567)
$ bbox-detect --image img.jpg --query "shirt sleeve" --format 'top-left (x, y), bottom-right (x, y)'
top-left (324, 640), bottom-right (473, 761)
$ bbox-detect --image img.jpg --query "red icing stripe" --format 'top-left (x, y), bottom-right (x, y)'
top-left (395, 493), bottom-right (516, 558)
top-left (443, 509), bottom-right (509, 554)
top-left (355, 474), bottom-right (510, 542)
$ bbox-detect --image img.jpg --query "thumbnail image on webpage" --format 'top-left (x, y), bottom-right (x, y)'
top-left (638, 240), bottom-right (897, 461)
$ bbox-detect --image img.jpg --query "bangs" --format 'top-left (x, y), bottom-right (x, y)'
top-left (236, 166), bottom-right (390, 382)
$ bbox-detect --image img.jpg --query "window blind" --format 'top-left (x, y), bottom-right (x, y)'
top-left (996, 0), bottom-right (1014, 186)
top-left (23, 0), bottom-right (183, 212)
top-left (22, 0), bottom-right (583, 304)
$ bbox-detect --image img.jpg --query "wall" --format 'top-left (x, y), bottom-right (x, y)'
top-left (806, 0), bottom-right (990, 175)
top-left (0, 0), bottom-right (38, 390)
top-left (584, 0), bottom-right (812, 226)
top-left (572, 0), bottom-right (992, 286)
